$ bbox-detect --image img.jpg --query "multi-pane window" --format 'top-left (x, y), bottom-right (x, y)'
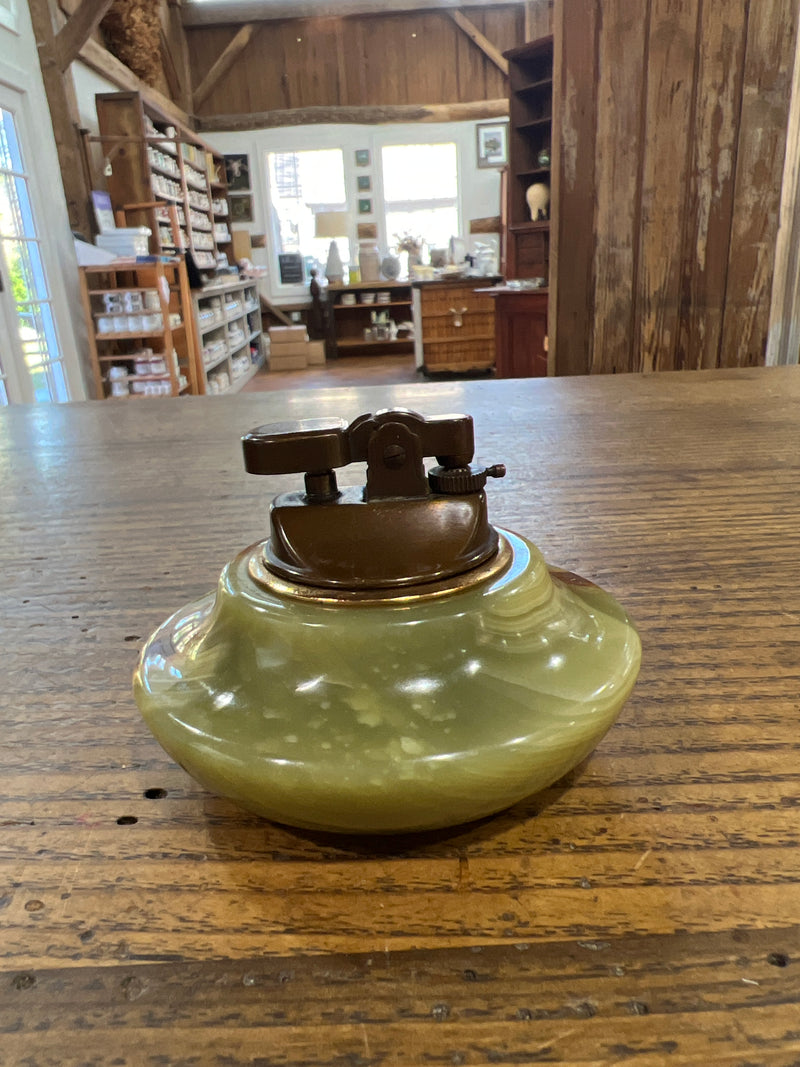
top-left (0, 106), bottom-right (69, 403)
top-left (382, 143), bottom-right (459, 255)
top-left (266, 148), bottom-right (350, 279)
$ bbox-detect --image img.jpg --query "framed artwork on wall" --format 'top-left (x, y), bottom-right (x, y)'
top-left (358, 198), bottom-right (372, 215)
top-left (224, 154), bottom-right (251, 191)
top-left (230, 194), bottom-right (253, 223)
top-left (357, 175), bottom-right (371, 192)
top-left (476, 122), bottom-right (509, 168)
top-left (355, 149), bottom-right (370, 167)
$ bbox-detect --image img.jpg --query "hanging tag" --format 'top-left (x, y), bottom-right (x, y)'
top-left (103, 158), bottom-right (112, 177)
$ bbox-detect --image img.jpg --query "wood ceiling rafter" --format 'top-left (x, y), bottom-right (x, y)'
top-left (180, 0), bottom-right (526, 28)
top-left (192, 22), bottom-right (262, 108)
top-left (196, 98), bottom-right (509, 133)
top-left (54, 0), bottom-right (115, 70)
top-left (448, 9), bottom-right (509, 75)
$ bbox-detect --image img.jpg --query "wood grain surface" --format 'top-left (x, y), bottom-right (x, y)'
top-left (2, 367), bottom-right (800, 1064)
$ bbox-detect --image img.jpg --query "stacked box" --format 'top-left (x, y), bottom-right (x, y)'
top-left (269, 325), bottom-right (309, 371)
top-left (307, 340), bottom-right (326, 366)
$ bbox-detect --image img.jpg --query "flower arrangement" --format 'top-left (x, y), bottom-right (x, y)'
top-left (394, 233), bottom-right (423, 257)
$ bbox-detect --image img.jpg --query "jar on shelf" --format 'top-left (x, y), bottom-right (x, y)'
top-left (358, 241), bottom-right (381, 283)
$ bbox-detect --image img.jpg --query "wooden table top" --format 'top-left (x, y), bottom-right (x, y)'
top-left (2, 366), bottom-right (799, 1065)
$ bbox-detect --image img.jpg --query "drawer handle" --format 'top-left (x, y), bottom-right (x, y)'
top-left (449, 306), bottom-right (468, 327)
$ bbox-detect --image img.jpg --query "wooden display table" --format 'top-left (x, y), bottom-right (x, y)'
top-left (2, 366), bottom-right (799, 1063)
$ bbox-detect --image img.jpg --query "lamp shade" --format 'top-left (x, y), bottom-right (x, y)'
top-left (314, 210), bottom-right (350, 239)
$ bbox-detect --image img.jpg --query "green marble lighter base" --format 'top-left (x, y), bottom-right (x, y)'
top-left (134, 530), bottom-right (641, 833)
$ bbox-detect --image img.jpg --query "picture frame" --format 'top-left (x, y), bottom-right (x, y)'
top-left (229, 194), bottom-right (253, 223)
top-left (358, 198), bottom-right (372, 215)
top-left (357, 175), bottom-right (371, 192)
top-left (224, 154), bottom-right (251, 191)
top-left (355, 149), bottom-right (370, 167)
top-left (476, 122), bottom-right (509, 168)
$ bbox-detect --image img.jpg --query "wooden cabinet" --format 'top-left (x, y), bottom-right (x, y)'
top-left (192, 279), bottom-right (266, 394)
top-left (504, 36), bottom-right (553, 281)
top-left (79, 260), bottom-right (202, 399)
top-left (412, 278), bottom-right (498, 373)
top-left (96, 91), bottom-right (232, 271)
top-left (328, 281), bottom-right (414, 356)
top-left (486, 288), bottom-right (549, 378)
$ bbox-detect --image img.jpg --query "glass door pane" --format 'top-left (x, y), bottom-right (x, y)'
top-left (0, 105), bottom-right (69, 403)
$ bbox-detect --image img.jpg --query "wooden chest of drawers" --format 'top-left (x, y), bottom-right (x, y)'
top-left (412, 277), bottom-right (500, 373)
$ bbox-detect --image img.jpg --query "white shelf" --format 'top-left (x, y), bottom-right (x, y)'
top-left (222, 357), bottom-right (265, 394)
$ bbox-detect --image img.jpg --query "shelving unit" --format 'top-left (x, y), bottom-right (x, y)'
top-left (96, 91), bottom-right (232, 271)
top-left (79, 259), bottom-right (202, 399)
top-left (327, 281), bottom-right (414, 356)
top-left (504, 36), bottom-right (554, 280)
top-left (192, 278), bottom-right (266, 394)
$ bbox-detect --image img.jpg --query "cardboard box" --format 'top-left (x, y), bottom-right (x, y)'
top-left (269, 340), bottom-right (310, 358)
top-left (270, 354), bottom-right (308, 372)
top-left (269, 325), bottom-right (308, 344)
top-left (307, 340), bottom-right (326, 366)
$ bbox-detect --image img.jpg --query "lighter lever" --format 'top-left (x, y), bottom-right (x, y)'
top-left (242, 410), bottom-right (501, 502)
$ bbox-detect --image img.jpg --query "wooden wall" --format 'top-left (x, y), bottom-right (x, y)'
top-left (554, 0), bottom-right (798, 375)
top-left (185, 7), bottom-right (525, 118)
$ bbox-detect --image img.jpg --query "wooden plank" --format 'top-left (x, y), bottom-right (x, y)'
top-left (448, 9), bottom-right (509, 75)
top-left (28, 0), bottom-right (93, 238)
top-left (590, 0), bottom-right (648, 373)
top-left (54, 0), bottom-right (115, 70)
top-left (196, 99), bottom-right (509, 132)
top-left (766, 3), bottom-right (800, 367)
top-left (634, 0), bottom-right (700, 373)
top-left (676, 0), bottom-right (749, 371)
top-left (524, 0), bottom-right (553, 39)
top-left (334, 18), bottom-right (350, 104)
top-left (455, 6), bottom-right (488, 102)
top-left (193, 24), bottom-right (260, 109)
top-left (720, 0), bottom-right (798, 367)
top-left (552, 0), bottom-right (598, 375)
top-left (404, 12), bottom-right (450, 105)
top-left (484, 4), bottom-right (525, 98)
top-left (77, 35), bottom-right (193, 129)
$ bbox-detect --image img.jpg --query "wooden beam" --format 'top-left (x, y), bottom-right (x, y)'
top-left (164, 0), bottom-right (194, 113)
top-left (766, 1), bottom-right (800, 366)
top-left (182, 0), bottom-right (526, 28)
top-left (54, 0), bottom-right (115, 71)
top-left (196, 98), bottom-right (509, 132)
top-left (448, 10), bottom-right (509, 76)
top-left (193, 24), bottom-right (261, 110)
top-left (77, 35), bottom-right (195, 130)
top-left (28, 0), bottom-right (93, 237)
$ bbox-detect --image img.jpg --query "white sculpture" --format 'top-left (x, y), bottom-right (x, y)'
top-left (526, 182), bottom-right (550, 222)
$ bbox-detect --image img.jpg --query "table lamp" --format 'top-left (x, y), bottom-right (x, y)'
top-left (314, 210), bottom-right (349, 284)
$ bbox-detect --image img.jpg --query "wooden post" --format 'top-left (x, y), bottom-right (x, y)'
top-left (766, 1), bottom-right (800, 366)
top-left (28, 0), bottom-right (94, 238)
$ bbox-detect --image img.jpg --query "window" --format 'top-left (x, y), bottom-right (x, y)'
top-left (266, 148), bottom-right (350, 281)
top-left (0, 105), bottom-right (69, 403)
top-left (382, 143), bottom-right (459, 257)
